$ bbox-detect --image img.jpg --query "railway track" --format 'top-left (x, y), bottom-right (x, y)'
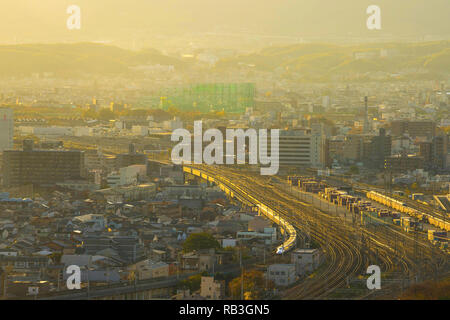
top-left (195, 166), bottom-right (369, 299)
top-left (187, 165), bottom-right (448, 299)
top-left (61, 139), bottom-right (448, 298)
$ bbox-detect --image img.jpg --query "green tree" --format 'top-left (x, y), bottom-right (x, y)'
top-left (98, 108), bottom-right (116, 121)
top-left (348, 165), bottom-right (359, 175)
top-left (229, 270), bottom-right (273, 300)
top-left (82, 109), bottom-right (98, 119)
top-left (182, 232), bottom-right (221, 253)
top-left (399, 279), bottom-right (450, 300)
top-left (123, 109), bottom-right (149, 118)
top-left (177, 272), bottom-right (208, 292)
top-left (49, 252), bottom-right (62, 264)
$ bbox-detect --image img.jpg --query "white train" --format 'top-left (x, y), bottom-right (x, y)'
top-left (184, 166), bottom-right (297, 255)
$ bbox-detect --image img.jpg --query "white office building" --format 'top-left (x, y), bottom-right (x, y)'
top-left (264, 129), bottom-right (324, 168)
top-left (107, 164), bottom-right (147, 187)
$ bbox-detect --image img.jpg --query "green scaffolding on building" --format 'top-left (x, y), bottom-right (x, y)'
top-left (137, 83), bottom-right (255, 113)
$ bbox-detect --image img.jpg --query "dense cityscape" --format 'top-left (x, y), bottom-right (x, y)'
top-left (0, 1), bottom-right (449, 303)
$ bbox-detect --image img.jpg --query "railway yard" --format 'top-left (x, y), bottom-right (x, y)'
top-left (59, 139), bottom-right (449, 299)
top-left (185, 164), bottom-right (449, 299)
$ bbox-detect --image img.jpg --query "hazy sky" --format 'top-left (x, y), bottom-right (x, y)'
top-left (1, 0), bottom-right (449, 44)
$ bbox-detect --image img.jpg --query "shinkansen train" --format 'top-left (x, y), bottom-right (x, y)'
top-left (184, 166), bottom-right (297, 255)
top-left (366, 191), bottom-right (450, 232)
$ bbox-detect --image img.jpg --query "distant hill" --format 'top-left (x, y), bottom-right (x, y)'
top-left (216, 41), bottom-right (450, 76)
top-left (0, 43), bottom-right (186, 76)
top-left (1, 41), bottom-right (448, 78)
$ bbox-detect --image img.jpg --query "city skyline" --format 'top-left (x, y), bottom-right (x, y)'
top-left (0, 0), bottom-right (448, 304)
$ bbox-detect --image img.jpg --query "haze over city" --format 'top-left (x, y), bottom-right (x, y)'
top-left (0, 0), bottom-right (448, 304)
top-left (1, 0), bottom-right (449, 48)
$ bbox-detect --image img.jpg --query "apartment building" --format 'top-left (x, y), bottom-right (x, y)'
top-left (200, 276), bottom-right (225, 299)
top-left (2, 140), bottom-right (84, 187)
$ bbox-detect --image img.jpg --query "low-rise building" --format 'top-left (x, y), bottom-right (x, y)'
top-left (128, 259), bottom-right (169, 280)
top-left (291, 248), bottom-right (321, 275)
top-left (94, 183), bottom-right (156, 202)
top-left (200, 276), bottom-right (225, 300)
top-left (248, 216), bottom-right (273, 233)
top-left (384, 154), bottom-right (424, 173)
top-left (267, 264), bottom-right (296, 287)
top-left (107, 164), bottom-right (147, 187)
top-left (236, 227), bottom-right (276, 244)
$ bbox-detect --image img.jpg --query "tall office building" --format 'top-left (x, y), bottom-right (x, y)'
top-left (432, 135), bottom-right (448, 170)
top-left (363, 96), bottom-right (370, 134)
top-left (273, 129), bottom-right (324, 168)
top-left (2, 140), bottom-right (85, 187)
top-left (310, 123), bottom-right (326, 168)
top-left (0, 108), bottom-right (13, 152)
top-left (364, 128), bottom-right (392, 170)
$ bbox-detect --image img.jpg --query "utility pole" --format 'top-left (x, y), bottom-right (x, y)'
top-left (135, 275), bottom-right (138, 300)
top-left (87, 267), bottom-right (90, 300)
top-left (413, 225), bottom-right (418, 265)
top-left (263, 243), bottom-right (266, 265)
top-left (57, 269), bottom-right (60, 292)
top-left (240, 248), bottom-right (244, 300)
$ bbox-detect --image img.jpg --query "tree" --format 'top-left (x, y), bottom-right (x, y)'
top-left (399, 279), bottom-right (450, 300)
top-left (82, 109), bottom-right (98, 119)
top-left (167, 106), bottom-right (181, 116)
top-left (348, 165), bottom-right (359, 175)
top-left (49, 252), bottom-right (62, 264)
top-left (177, 272), bottom-right (207, 292)
top-left (229, 270), bottom-right (273, 300)
top-left (148, 109), bottom-right (171, 121)
top-left (98, 108), bottom-right (116, 121)
top-left (123, 109), bottom-right (149, 118)
top-left (182, 232), bottom-right (221, 253)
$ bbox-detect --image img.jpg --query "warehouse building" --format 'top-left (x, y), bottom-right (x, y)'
top-left (291, 248), bottom-right (321, 276)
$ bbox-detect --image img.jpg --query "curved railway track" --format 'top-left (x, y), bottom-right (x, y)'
top-left (186, 165), bottom-right (448, 299)
top-left (193, 166), bottom-right (369, 298)
top-left (62, 139), bottom-right (448, 298)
